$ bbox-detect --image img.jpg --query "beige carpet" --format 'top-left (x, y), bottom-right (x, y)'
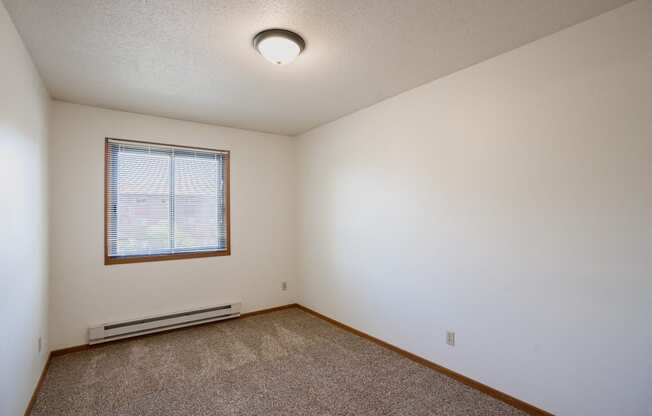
top-left (32, 308), bottom-right (526, 415)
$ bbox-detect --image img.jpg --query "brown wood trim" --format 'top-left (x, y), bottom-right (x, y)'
top-left (24, 353), bottom-right (51, 416)
top-left (224, 152), bottom-right (231, 257)
top-left (50, 344), bottom-right (93, 357)
top-left (104, 139), bottom-right (110, 265)
top-left (50, 303), bottom-right (299, 357)
top-left (104, 137), bottom-right (231, 265)
top-left (296, 304), bottom-right (553, 416)
top-left (106, 137), bottom-right (231, 154)
top-left (240, 303), bottom-right (298, 318)
top-left (105, 250), bottom-right (230, 265)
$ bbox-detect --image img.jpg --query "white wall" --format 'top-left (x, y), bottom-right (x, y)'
top-left (297, 1), bottom-right (652, 415)
top-left (49, 102), bottom-right (297, 350)
top-left (0, 2), bottom-right (50, 415)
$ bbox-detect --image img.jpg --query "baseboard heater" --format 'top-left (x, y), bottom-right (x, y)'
top-left (88, 301), bottom-right (242, 344)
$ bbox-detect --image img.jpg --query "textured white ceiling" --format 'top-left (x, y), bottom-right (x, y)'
top-left (4, 0), bottom-right (632, 135)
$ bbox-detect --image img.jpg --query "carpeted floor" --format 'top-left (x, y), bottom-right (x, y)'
top-left (32, 308), bottom-right (526, 415)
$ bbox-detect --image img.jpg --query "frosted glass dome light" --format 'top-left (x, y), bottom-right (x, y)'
top-left (253, 29), bottom-right (305, 65)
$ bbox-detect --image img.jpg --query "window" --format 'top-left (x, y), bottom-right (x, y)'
top-left (105, 138), bottom-right (230, 264)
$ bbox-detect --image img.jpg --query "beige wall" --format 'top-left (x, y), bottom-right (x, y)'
top-left (0, 2), bottom-right (50, 415)
top-left (49, 101), bottom-right (297, 349)
top-left (297, 2), bottom-right (652, 415)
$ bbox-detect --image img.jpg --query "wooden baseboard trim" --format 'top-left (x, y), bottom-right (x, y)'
top-left (24, 353), bottom-right (51, 416)
top-left (51, 303), bottom-right (299, 357)
top-left (240, 303), bottom-right (298, 318)
top-left (51, 344), bottom-right (90, 357)
top-left (296, 304), bottom-right (553, 416)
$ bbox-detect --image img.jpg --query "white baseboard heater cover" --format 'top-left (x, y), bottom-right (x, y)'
top-left (88, 301), bottom-right (242, 344)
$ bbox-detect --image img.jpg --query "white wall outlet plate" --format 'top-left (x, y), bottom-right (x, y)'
top-left (446, 331), bottom-right (455, 346)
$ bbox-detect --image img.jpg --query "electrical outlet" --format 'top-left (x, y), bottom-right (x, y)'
top-left (281, 281), bottom-right (287, 291)
top-left (446, 331), bottom-right (455, 346)
top-left (38, 337), bottom-right (42, 353)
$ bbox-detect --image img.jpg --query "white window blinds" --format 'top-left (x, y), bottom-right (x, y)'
top-left (106, 138), bottom-right (229, 262)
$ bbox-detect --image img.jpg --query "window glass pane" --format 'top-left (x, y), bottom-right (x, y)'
top-left (114, 148), bottom-right (171, 256)
top-left (174, 153), bottom-right (225, 251)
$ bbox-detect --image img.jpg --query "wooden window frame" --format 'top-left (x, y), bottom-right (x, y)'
top-left (104, 137), bottom-right (231, 265)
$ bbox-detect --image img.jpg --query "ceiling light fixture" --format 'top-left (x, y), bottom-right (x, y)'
top-left (253, 29), bottom-right (305, 65)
